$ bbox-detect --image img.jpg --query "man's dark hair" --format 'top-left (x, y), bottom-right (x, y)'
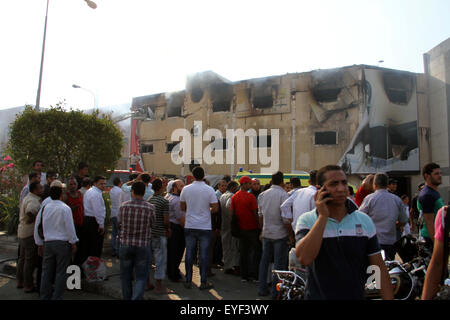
top-left (131, 181), bottom-right (146, 196)
top-left (151, 178), bottom-right (163, 192)
top-left (32, 160), bottom-right (43, 167)
top-left (140, 173), bottom-right (151, 184)
top-left (422, 162), bottom-right (440, 178)
top-left (223, 175), bottom-right (231, 183)
top-left (113, 177), bottom-right (122, 186)
top-left (374, 173), bottom-right (388, 188)
top-left (46, 171), bottom-right (57, 179)
top-left (272, 171), bottom-right (284, 185)
top-left (49, 186), bottom-right (63, 200)
top-left (290, 177), bottom-right (301, 188)
top-left (309, 170), bottom-right (318, 185)
top-left (29, 181), bottom-right (41, 194)
top-left (28, 172), bottom-right (39, 181)
top-left (192, 167), bottom-right (205, 180)
top-left (93, 176), bottom-right (106, 184)
top-left (401, 194), bottom-right (409, 201)
top-left (129, 173), bottom-right (139, 181)
top-left (317, 165), bottom-right (343, 187)
top-left (78, 162), bottom-right (88, 170)
top-left (388, 178), bottom-right (398, 185)
top-left (82, 177), bottom-right (92, 188)
top-left (348, 185), bottom-right (354, 196)
top-left (227, 181), bottom-right (239, 191)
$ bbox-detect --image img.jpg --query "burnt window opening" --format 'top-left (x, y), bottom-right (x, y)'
top-left (166, 142), bottom-right (179, 153)
top-left (167, 93), bottom-right (184, 117)
top-left (383, 72), bottom-right (414, 105)
top-left (140, 144), bottom-right (154, 153)
top-left (314, 131), bottom-right (337, 145)
top-left (209, 138), bottom-right (228, 150)
top-left (312, 88), bottom-right (342, 103)
top-left (252, 83), bottom-right (278, 109)
top-left (253, 135), bottom-right (272, 148)
top-left (190, 87), bottom-right (204, 103)
top-left (211, 83), bottom-right (233, 112)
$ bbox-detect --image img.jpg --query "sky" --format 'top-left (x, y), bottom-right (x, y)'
top-left (0, 0), bottom-right (449, 112)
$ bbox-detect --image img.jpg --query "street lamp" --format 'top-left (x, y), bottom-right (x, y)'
top-left (35, 0), bottom-right (97, 111)
top-left (72, 84), bottom-right (98, 109)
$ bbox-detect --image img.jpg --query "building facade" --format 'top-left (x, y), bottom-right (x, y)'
top-left (130, 38), bottom-right (450, 203)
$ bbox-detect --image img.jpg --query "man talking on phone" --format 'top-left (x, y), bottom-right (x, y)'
top-left (295, 165), bottom-right (393, 300)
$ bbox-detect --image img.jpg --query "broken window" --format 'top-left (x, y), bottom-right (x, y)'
top-left (382, 72), bottom-right (414, 105)
top-left (166, 142), bottom-right (179, 153)
top-left (314, 131), bottom-right (337, 145)
top-left (312, 88), bottom-right (342, 103)
top-left (190, 87), bottom-right (204, 103)
top-left (253, 135), bottom-right (272, 148)
top-left (210, 83), bottom-right (233, 112)
top-left (252, 82), bottom-right (278, 109)
top-left (167, 93), bottom-right (184, 117)
top-left (140, 144), bottom-right (154, 153)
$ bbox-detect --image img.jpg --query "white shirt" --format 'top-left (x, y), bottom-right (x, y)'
top-left (281, 185), bottom-right (316, 231)
top-left (109, 186), bottom-right (123, 218)
top-left (41, 196), bottom-right (52, 208)
top-left (180, 180), bottom-right (218, 230)
top-left (403, 205), bottom-right (411, 236)
top-left (83, 186), bottom-right (106, 228)
top-left (34, 199), bottom-right (79, 246)
top-left (258, 185), bottom-right (289, 240)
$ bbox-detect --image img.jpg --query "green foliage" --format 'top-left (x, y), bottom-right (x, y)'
top-left (0, 160), bottom-right (24, 234)
top-left (7, 105), bottom-right (124, 179)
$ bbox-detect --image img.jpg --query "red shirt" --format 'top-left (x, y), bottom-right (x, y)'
top-left (355, 186), bottom-right (371, 207)
top-left (230, 190), bottom-right (259, 230)
top-left (66, 191), bottom-right (84, 227)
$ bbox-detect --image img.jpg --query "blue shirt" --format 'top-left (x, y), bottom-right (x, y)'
top-left (296, 206), bottom-right (381, 300)
top-left (122, 183), bottom-right (154, 202)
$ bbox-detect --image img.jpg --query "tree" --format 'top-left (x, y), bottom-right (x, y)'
top-left (7, 105), bottom-right (124, 178)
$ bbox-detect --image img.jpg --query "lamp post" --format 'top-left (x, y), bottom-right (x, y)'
top-left (35, 0), bottom-right (97, 111)
top-left (72, 84), bottom-right (98, 109)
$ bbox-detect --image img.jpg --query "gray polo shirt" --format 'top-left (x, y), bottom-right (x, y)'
top-left (258, 185), bottom-right (289, 240)
top-left (359, 189), bottom-right (408, 245)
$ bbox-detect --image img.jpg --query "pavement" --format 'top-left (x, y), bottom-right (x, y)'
top-left (0, 231), bottom-right (271, 301)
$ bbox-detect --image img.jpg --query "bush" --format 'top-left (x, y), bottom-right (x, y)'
top-left (0, 157), bottom-right (24, 234)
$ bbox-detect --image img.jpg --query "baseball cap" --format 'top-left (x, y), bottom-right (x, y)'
top-left (239, 176), bottom-right (252, 185)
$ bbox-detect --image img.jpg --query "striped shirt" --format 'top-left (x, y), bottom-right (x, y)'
top-left (149, 194), bottom-right (169, 237)
top-left (118, 199), bottom-right (154, 247)
top-left (296, 206), bottom-right (381, 300)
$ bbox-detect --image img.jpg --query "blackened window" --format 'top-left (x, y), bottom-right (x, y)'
top-left (140, 144), bottom-right (154, 153)
top-left (166, 142), bottom-right (179, 153)
top-left (314, 131), bottom-right (337, 145)
top-left (253, 136), bottom-right (272, 148)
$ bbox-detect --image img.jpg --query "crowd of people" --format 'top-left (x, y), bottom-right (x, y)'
top-left (14, 159), bottom-right (449, 300)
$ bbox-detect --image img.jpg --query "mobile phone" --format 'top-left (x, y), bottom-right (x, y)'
top-left (319, 185), bottom-right (332, 199)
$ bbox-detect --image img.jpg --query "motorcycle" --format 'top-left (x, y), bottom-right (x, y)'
top-left (365, 234), bottom-right (432, 300)
top-left (273, 248), bottom-right (307, 300)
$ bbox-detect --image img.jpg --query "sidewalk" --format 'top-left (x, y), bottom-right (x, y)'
top-left (0, 231), bottom-right (270, 301)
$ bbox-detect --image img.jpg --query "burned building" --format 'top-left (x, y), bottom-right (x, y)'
top-left (129, 38), bottom-right (450, 202)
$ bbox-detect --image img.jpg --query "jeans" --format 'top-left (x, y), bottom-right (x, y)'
top-left (239, 229), bottom-right (261, 280)
top-left (184, 228), bottom-right (211, 284)
top-left (167, 223), bottom-right (185, 281)
top-left (111, 217), bottom-right (119, 256)
top-left (151, 236), bottom-right (167, 280)
top-left (40, 241), bottom-right (72, 300)
top-left (258, 237), bottom-right (289, 298)
top-left (119, 245), bottom-right (151, 300)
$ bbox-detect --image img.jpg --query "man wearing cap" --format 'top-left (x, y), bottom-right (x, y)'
top-left (230, 176), bottom-right (261, 282)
